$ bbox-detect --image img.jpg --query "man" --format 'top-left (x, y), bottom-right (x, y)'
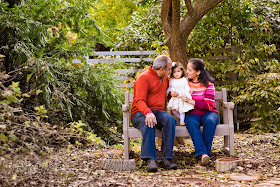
top-left (131, 55), bottom-right (177, 172)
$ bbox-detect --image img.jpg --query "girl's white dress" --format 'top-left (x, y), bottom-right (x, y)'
top-left (167, 78), bottom-right (194, 113)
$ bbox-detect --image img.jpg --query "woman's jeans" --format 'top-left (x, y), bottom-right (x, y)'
top-left (184, 112), bottom-right (219, 157)
top-left (132, 111), bottom-right (176, 161)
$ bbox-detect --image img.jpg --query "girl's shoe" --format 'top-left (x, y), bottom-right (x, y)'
top-left (196, 160), bottom-right (206, 168)
top-left (201, 154), bottom-right (210, 165)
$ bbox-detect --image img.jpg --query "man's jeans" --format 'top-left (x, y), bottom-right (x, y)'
top-left (131, 111), bottom-right (176, 161)
top-left (184, 112), bottom-right (219, 157)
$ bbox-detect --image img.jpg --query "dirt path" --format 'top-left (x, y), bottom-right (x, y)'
top-left (0, 133), bottom-right (279, 186)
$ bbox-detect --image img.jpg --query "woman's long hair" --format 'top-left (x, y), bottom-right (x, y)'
top-left (188, 58), bottom-right (214, 87)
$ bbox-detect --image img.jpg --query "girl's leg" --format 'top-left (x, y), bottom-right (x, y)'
top-left (179, 112), bottom-right (185, 125)
top-left (172, 110), bottom-right (180, 119)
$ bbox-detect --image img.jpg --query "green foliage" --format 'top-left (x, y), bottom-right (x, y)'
top-left (0, 74), bottom-right (106, 155)
top-left (233, 73), bottom-right (280, 132)
top-left (67, 121), bottom-right (105, 147)
top-left (119, 2), bottom-right (163, 50)
top-left (22, 58), bottom-right (124, 143)
top-left (187, 0), bottom-right (279, 53)
top-left (115, 0), bottom-right (165, 50)
top-left (91, 0), bottom-right (139, 47)
top-left (0, 0), bottom-right (125, 143)
top-left (0, 0), bottom-right (101, 71)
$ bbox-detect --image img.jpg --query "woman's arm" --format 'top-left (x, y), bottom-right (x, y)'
top-left (180, 83), bottom-right (216, 111)
top-left (194, 83), bottom-right (216, 111)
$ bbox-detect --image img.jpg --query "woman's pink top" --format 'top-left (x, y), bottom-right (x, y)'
top-left (187, 81), bottom-right (218, 116)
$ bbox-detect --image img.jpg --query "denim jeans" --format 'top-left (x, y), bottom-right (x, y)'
top-left (131, 111), bottom-right (176, 161)
top-left (184, 112), bottom-right (219, 157)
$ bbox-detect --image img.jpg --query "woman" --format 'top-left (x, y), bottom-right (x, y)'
top-left (177, 58), bottom-right (219, 167)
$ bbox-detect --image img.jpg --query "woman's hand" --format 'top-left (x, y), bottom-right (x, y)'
top-left (189, 89), bottom-right (193, 95)
top-left (170, 91), bottom-right (179, 97)
top-left (180, 95), bottom-right (195, 106)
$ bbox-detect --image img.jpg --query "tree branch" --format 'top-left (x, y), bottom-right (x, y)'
top-left (180, 0), bottom-right (224, 40)
top-left (171, 0), bottom-right (181, 48)
top-left (161, 0), bottom-right (172, 41)
top-left (184, 0), bottom-right (193, 15)
top-left (195, 0), bottom-right (224, 18)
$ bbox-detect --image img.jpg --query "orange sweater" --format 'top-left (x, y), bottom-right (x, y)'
top-left (130, 67), bottom-right (169, 119)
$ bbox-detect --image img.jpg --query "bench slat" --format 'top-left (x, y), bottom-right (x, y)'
top-left (88, 58), bottom-right (153, 63)
top-left (94, 51), bottom-right (155, 56)
top-left (127, 124), bottom-right (230, 138)
top-left (115, 69), bottom-right (143, 74)
top-left (127, 92), bottom-right (223, 105)
top-left (215, 92), bottom-right (222, 100)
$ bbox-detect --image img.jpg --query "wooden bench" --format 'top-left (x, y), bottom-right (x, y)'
top-left (122, 88), bottom-right (235, 160)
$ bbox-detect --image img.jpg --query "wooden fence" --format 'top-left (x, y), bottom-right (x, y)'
top-left (72, 51), bottom-right (154, 87)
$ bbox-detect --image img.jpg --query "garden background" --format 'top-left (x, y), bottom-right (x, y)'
top-left (0, 0), bottom-right (279, 186)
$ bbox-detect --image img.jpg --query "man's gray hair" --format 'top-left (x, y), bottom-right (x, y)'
top-left (152, 55), bottom-right (171, 70)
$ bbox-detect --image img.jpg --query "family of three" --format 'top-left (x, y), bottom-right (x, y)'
top-left (131, 55), bottom-right (219, 172)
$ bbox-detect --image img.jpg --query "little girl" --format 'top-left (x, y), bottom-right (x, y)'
top-left (167, 62), bottom-right (194, 125)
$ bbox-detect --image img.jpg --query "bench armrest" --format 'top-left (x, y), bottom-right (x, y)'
top-left (222, 102), bottom-right (234, 110)
top-left (122, 104), bottom-right (129, 112)
top-left (222, 101), bottom-right (234, 126)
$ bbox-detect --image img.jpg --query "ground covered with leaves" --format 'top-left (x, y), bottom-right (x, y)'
top-left (0, 133), bottom-right (279, 186)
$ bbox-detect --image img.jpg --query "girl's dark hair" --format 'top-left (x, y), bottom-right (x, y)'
top-left (188, 58), bottom-right (214, 87)
top-left (170, 62), bottom-right (186, 78)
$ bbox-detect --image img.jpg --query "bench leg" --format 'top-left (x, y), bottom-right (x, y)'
top-left (124, 135), bottom-right (130, 160)
top-left (224, 135), bottom-right (229, 150)
top-left (229, 134), bottom-right (235, 156)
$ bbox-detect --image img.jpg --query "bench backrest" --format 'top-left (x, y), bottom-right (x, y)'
top-left (72, 51), bottom-right (156, 87)
top-left (88, 51), bottom-right (155, 63)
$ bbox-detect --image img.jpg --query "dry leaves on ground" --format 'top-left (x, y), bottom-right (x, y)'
top-left (0, 133), bottom-right (279, 186)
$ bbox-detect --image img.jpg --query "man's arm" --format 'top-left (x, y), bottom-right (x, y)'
top-left (134, 76), bottom-right (157, 128)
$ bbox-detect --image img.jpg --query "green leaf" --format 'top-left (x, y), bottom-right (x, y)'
top-left (9, 96), bottom-right (18, 103)
top-left (36, 89), bottom-right (42, 95)
top-left (26, 74), bottom-right (32, 82)
top-left (9, 135), bottom-right (18, 142)
top-left (0, 134), bottom-right (7, 141)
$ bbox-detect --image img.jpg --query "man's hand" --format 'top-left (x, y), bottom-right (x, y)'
top-left (145, 112), bottom-right (157, 128)
top-left (170, 91), bottom-right (179, 97)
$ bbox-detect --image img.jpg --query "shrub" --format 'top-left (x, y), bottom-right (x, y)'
top-left (0, 0), bottom-right (124, 143)
top-left (0, 73), bottom-right (106, 155)
top-left (23, 59), bottom-right (124, 143)
top-left (233, 72), bottom-right (280, 132)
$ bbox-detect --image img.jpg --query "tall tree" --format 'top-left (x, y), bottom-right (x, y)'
top-left (161, 0), bottom-right (224, 66)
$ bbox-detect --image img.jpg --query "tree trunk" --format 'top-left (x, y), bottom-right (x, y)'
top-left (167, 40), bottom-right (188, 66)
top-left (215, 157), bottom-right (243, 172)
top-left (161, 0), bottom-right (224, 67)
